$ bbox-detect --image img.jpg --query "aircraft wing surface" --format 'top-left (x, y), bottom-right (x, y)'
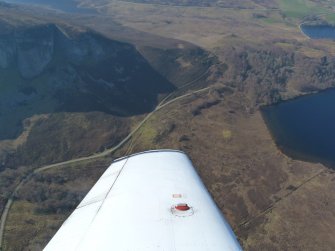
top-left (44, 150), bottom-right (242, 251)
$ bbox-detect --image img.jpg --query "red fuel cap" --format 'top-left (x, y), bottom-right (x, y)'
top-left (175, 203), bottom-right (190, 211)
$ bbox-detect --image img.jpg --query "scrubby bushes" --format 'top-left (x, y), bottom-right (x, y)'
top-left (17, 172), bottom-right (87, 215)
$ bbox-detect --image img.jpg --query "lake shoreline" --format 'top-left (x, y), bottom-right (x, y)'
top-left (260, 108), bottom-right (335, 170)
top-left (263, 86), bottom-right (335, 108)
top-left (282, 23), bottom-right (335, 168)
top-left (261, 86), bottom-right (335, 171)
top-left (300, 23), bottom-right (335, 39)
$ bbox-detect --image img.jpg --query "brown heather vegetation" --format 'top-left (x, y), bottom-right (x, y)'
top-left (3, 158), bottom-right (111, 251)
top-left (0, 112), bottom-right (132, 222)
top-left (2, 0), bottom-right (335, 250)
top-left (115, 86), bottom-right (335, 250)
top-left (6, 112), bottom-right (130, 168)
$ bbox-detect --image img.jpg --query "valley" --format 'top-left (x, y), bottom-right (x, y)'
top-left (0, 0), bottom-right (335, 250)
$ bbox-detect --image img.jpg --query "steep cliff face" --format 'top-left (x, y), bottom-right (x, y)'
top-left (0, 39), bottom-right (15, 69)
top-left (15, 25), bottom-right (55, 78)
top-left (0, 23), bottom-right (175, 139)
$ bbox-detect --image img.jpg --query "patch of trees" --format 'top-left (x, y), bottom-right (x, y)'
top-left (220, 43), bottom-right (297, 105)
top-left (293, 55), bottom-right (335, 92)
top-left (0, 159), bottom-right (35, 225)
top-left (18, 174), bottom-right (85, 215)
top-left (34, 192), bottom-right (82, 215)
top-left (0, 167), bottom-right (27, 213)
top-left (220, 40), bottom-right (335, 107)
top-left (313, 56), bottom-right (335, 83)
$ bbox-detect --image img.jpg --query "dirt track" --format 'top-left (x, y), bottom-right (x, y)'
top-left (0, 65), bottom-right (214, 249)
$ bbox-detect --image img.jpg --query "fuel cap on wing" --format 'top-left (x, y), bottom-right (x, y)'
top-left (175, 203), bottom-right (191, 211)
top-left (171, 203), bottom-right (194, 217)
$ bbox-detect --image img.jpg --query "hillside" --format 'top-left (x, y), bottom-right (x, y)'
top-left (0, 21), bottom-right (176, 140)
top-left (2, 0), bottom-right (335, 250)
top-left (0, 4), bottom-right (216, 250)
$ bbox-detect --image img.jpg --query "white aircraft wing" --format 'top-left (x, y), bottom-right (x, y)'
top-left (44, 150), bottom-right (243, 251)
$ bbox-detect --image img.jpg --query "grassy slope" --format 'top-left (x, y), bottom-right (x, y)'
top-left (280, 0), bottom-right (315, 18)
top-left (279, 0), bottom-right (335, 23)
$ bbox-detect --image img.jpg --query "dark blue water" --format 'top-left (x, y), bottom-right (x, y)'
top-left (301, 25), bottom-right (335, 39)
top-left (262, 89), bottom-right (335, 168)
top-left (4, 0), bottom-right (95, 14)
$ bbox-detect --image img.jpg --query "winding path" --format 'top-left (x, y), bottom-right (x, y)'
top-left (0, 65), bottom-right (214, 249)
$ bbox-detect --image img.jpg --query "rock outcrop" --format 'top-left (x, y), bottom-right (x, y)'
top-left (0, 23), bottom-right (175, 139)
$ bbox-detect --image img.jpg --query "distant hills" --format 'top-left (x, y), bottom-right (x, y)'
top-left (0, 22), bottom-right (175, 139)
top-left (3, 1), bottom-right (335, 251)
top-left (84, 0), bottom-right (277, 8)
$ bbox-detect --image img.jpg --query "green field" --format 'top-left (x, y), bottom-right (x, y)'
top-left (279, 0), bottom-right (335, 23)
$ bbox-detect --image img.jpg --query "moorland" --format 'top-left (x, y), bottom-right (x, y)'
top-left (1, 0), bottom-right (335, 250)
